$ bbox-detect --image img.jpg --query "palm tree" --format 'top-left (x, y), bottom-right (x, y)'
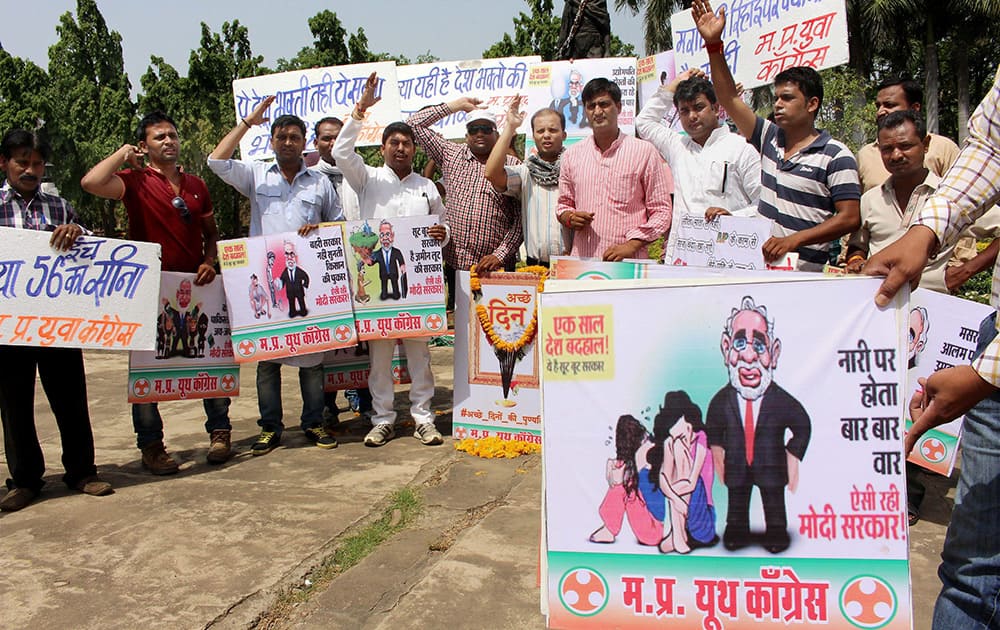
top-left (615, 0), bottom-right (691, 55)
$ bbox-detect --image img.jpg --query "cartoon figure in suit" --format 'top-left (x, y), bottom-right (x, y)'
top-left (706, 295), bottom-right (810, 554)
top-left (368, 220), bottom-right (407, 300)
top-left (274, 241), bottom-right (310, 317)
top-left (549, 69), bottom-right (588, 130)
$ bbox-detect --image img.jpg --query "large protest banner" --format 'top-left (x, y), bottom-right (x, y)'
top-left (342, 216), bottom-right (447, 341)
top-left (670, 215), bottom-right (772, 269)
top-left (232, 61), bottom-right (399, 157)
top-left (671, 0), bottom-right (849, 90)
top-left (322, 340), bottom-right (410, 391)
top-left (128, 272), bottom-right (239, 402)
top-left (540, 276), bottom-right (910, 629)
top-left (397, 56), bottom-right (540, 138)
top-left (524, 58), bottom-right (638, 150)
top-left (452, 270), bottom-right (542, 443)
top-left (0, 227), bottom-right (160, 351)
top-left (218, 225), bottom-right (356, 363)
top-left (905, 288), bottom-right (993, 476)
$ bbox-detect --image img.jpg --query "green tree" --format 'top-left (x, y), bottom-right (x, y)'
top-left (0, 49), bottom-right (53, 137)
top-left (46, 0), bottom-right (135, 234)
top-left (615, 0), bottom-right (691, 55)
top-left (276, 10), bottom-right (378, 70)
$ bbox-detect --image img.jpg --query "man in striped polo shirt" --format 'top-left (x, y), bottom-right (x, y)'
top-left (692, 0), bottom-right (861, 271)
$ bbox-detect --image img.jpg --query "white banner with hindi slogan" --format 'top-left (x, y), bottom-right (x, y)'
top-left (671, 0), bottom-right (849, 90)
top-left (397, 56), bottom-right (540, 139)
top-left (0, 227), bottom-right (160, 351)
top-left (232, 61), bottom-right (400, 157)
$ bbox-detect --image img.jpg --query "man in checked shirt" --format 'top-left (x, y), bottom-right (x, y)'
top-left (407, 100), bottom-right (522, 311)
top-left (866, 68), bottom-right (1000, 627)
top-left (0, 129), bottom-right (113, 511)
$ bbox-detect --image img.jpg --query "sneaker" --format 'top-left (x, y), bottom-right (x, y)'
top-left (251, 430), bottom-right (280, 456)
top-left (304, 426), bottom-right (338, 449)
top-left (414, 422), bottom-right (444, 446)
top-left (206, 429), bottom-right (232, 464)
top-left (73, 476), bottom-right (113, 496)
top-left (0, 487), bottom-right (38, 512)
top-left (141, 441), bottom-right (180, 475)
top-left (364, 423), bottom-right (395, 447)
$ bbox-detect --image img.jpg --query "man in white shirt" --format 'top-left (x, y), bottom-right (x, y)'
top-left (333, 72), bottom-right (448, 447)
top-left (208, 96), bottom-right (343, 455)
top-left (636, 68), bottom-right (761, 263)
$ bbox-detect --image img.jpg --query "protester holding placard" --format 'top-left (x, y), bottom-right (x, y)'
top-left (209, 98), bottom-right (343, 455)
top-left (867, 67), bottom-right (1000, 628)
top-left (82, 111), bottom-right (236, 472)
top-left (555, 77), bottom-right (673, 261)
top-left (407, 97), bottom-right (522, 310)
top-left (692, 0), bottom-right (861, 272)
top-left (636, 68), bottom-right (761, 263)
top-left (485, 99), bottom-right (570, 267)
top-left (0, 129), bottom-right (112, 511)
top-left (335, 72), bottom-right (447, 447)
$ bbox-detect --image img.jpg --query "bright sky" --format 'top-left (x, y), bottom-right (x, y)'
top-left (0, 1), bottom-right (648, 91)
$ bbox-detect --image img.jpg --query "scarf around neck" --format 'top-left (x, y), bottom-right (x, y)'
top-left (526, 149), bottom-right (563, 187)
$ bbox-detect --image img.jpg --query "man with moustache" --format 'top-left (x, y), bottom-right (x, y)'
top-left (556, 77), bottom-right (674, 261)
top-left (0, 129), bottom-right (113, 511)
top-left (335, 72), bottom-right (447, 447)
top-left (485, 100), bottom-right (570, 267)
top-left (83, 111), bottom-right (234, 471)
top-left (706, 296), bottom-right (811, 554)
top-left (312, 116), bottom-right (359, 219)
top-left (408, 99), bottom-right (521, 310)
top-left (209, 96), bottom-right (342, 454)
top-left (636, 68), bottom-right (761, 263)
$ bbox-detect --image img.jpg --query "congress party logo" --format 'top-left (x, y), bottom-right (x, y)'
top-left (132, 378), bottom-right (151, 398)
top-left (236, 339), bottom-right (257, 358)
top-left (559, 567), bottom-right (609, 617)
top-left (577, 271), bottom-right (612, 280)
top-left (918, 436), bottom-right (947, 465)
top-left (840, 575), bottom-right (897, 629)
top-left (220, 373), bottom-right (238, 393)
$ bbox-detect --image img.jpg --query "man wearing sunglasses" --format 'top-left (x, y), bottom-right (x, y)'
top-left (408, 99), bottom-right (522, 310)
top-left (83, 111), bottom-right (234, 473)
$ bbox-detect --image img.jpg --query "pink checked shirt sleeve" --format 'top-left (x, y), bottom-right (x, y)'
top-left (915, 66), bottom-right (1000, 386)
top-left (625, 144), bottom-right (674, 244)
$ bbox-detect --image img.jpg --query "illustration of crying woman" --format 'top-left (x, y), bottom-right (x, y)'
top-left (589, 391), bottom-right (718, 554)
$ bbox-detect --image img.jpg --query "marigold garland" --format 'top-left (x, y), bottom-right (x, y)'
top-left (469, 264), bottom-right (548, 357)
top-left (454, 436), bottom-right (541, 458)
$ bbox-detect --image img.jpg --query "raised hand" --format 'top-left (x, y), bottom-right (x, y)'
top-left (505, 95), bottom-right (526, 129)
top-left (357, 72), bottom-right (382, 111)
top-left (691, 0), bottom-right (726, 43)
top-left (245, 95), bottom-right (276, 127)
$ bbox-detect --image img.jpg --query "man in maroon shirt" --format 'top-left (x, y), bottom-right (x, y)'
top-left (82, 111), bottom-right (234, 474)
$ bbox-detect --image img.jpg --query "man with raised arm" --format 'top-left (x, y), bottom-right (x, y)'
top-left (691, 0), bottom-right (861, 271)
top-left (82, 111), bottom-right (235, 472)
top-left (334, 72), bottom-right (448, 448)
top-left (208, 97), bottom-right (342, 455)
top-left (864, 67), bottom-right (1000, 630)
top-left (0, 129), bottom-right (113, 511)
top-left (407, 98), bottom-right (521, 310)
top-left (636, 68), bottom-right (761, 263)
top-left (485, 98), bottom-right (570, 267)
top-left (555, 77), bottom-right (673, 261)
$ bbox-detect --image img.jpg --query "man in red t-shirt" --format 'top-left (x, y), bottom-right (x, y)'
top-left (82, 111), bottom-right (234, 474)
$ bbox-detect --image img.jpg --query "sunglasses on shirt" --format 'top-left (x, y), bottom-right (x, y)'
top-left (171, 196), bottom-right (192, 224)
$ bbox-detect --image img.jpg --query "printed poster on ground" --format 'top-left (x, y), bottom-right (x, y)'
top-left (452, 271), bottom-right (541, 443)
top-left (669, 215), bottom-right (772, 269)
top-left (397, 56), bottom-right (540, 138)
top-left (540, 277), bottom-right (910, 629)
top-left (218, 225), bottom-right (356, 363)
top-left (670, 0), bottom-right (849, 90)
top-left (343, 215), bottom-right (448, 341)
top-left (232, 61), bottom-right (400, 157)
top-left (322, 340), bottom-right (410, 391)
top-left (0, 227), bottom-right (160, 351)
top-left (905, 288), bottom-right (993, 476)
top-left (128, 272), bottom-right (239, 402)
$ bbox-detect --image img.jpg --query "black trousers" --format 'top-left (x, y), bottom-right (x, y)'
top-left (0, 345), bottom-right (97, 491)
top-left (725, 480), bottom-right (789, 545)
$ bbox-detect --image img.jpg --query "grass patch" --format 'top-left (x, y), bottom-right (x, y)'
top-left (256, 487), bottom-right (423, 628)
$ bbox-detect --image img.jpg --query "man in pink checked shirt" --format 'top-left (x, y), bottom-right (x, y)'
top-left (555, 77), bottom-right (673, 261)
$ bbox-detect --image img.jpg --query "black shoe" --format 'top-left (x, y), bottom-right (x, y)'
top-left (762, 532), bottom-right (790, 554)
top-left (723, 531), bottom-right (750, 551)
top-left (251, 430), bottom-right (281, 456)
top-left (304, 426), bottom-right (338, 449)
top-left (687, 533), bottom-right (720, 550)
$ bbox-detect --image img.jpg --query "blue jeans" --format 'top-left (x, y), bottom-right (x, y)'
top-left (933, 312), bottom-right (1000, 628)
top-left (132, 398), bottom-right (231, 449)
top-left (256, 361), bottom-right (324, 433)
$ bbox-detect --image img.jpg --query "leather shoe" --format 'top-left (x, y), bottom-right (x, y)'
top-left (0, 487), bottom-right (38, 511)
top-left (74, 476), bottom-right (113, 496)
